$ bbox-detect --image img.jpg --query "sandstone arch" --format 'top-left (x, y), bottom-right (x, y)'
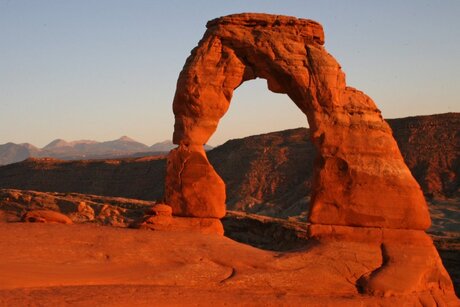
top-left (162, 13), bottom-right (458, 297)
top-left (165, 13), bottom-right (430, 230)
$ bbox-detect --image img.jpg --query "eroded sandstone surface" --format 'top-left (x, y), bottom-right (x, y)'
top-left (165, 13), bottom-right (430, 230)
top-left (0, 189), bottom-right (459, 303)
top-left (0, 189), bottom-right (222, 234)
top-left (3, 222), bottom-right (459, 306)
top-left (163, 13), bottom-right (456, 301)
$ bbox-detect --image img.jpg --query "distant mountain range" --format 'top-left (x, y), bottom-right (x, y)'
top-left (0, 137), bottom-right (213, 165)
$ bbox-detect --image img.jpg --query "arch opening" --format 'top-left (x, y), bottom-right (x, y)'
top-left (208, 78), bottom-right (309, 147)
top-left (206, 78), bottom-right (314, 221)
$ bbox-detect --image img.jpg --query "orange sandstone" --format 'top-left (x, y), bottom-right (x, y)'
top-left (165, 13), bottom-right (430, 229)
top-left (163, 13), bottom-right (456, 298)
top-left (22, 209), bottom-right (73, 224)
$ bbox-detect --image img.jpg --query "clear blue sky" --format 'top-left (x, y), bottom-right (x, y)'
top-left (1, 0), bottom-right (459, 147)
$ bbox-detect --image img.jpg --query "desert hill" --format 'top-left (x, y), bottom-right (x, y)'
top-left (388, 113), bottom-right (459, 198)
top-left (0, 137), bottom-right (215, 164)
top-left (0, 156), bottom-right (166, 201)
top-left (0, 136), bottom-right (152, 163)
top-left (0, 113), bottom-right (457, 218)
top-left (0, 142), bottom-right (40, 165)
top-left (41, 136), bottom-right (150, 159)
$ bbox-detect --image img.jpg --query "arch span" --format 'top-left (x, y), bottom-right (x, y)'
top-left (164, 13), bottom-right (430, 230)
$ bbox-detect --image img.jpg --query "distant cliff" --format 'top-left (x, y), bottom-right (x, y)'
top-left (0, 113), bottom-right (457, 217)
top-left (387, 113), bottom-right (459, 198)
top-left (211, 113), bottom-right (459, 217)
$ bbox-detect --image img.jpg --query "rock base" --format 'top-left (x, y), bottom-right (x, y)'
top-left (1, 222), bottom-right (458, 305)
top-left (133, 203), bottom-right (224, 235)
top-left (309, 224), bottom-right (454, 297)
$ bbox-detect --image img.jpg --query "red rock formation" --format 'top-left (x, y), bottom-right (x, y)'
top-left (2, 222), bottom-right (459, 305)
top-left (0, 189), bottom-right (222, 235)
top-left (208, 114), bottom-right (460, 216)
top-left (165, 145), bottom-right (225, 218)
top-left (1, 192), bottom-right (457, 303)
top-left (22, 209), bottom-right (73, 224)
top-left (165, 13), bottom-right (430, 230)
top-left (309, 224), bottom-right (454, 296)
top-left (163, 13), bottom-right (456, 298)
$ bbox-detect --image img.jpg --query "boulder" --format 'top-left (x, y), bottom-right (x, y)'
top-left (22, 209), bottom-right (73, 224)
top-left (144, 203), bottom-right (173, 217)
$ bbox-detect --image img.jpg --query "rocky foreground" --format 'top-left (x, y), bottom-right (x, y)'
top-left (6, 222), bottom-right (457, 306)
top-left (0, 189), bottom-right (459, 304)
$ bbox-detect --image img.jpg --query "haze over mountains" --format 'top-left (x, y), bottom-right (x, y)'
top-left (0, 137), bottom-right (213, 165)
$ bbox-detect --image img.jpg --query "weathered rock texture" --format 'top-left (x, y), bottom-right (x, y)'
top-left (0, 189), bottom-right (220, 234)
top-left (165, 145), bottom-right (225, 218)
top-left (165, 13), bottom-right (430, 230)
top-left (209, 113), bottom-right (460, 217)
top-left (2, 222), bottom-right (459, 306)
top-left (22, 209), bottom-right (73, 224)
top-left (0, 189), bottom-right (458, 300)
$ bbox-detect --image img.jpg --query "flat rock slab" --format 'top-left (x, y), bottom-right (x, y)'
top-left (0, 223), bottom-right (457, 305)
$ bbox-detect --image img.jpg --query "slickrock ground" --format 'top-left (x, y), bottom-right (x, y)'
top-left (5, 222), bottom-right (457, 306)
top-left (0, 189), bottom-right (459, 302)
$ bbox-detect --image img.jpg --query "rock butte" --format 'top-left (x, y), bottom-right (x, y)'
top-left (164, 13), bottom-right (457, 299)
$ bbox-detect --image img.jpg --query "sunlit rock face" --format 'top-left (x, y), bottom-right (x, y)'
top-left (163, 13), bottom-right (457, 299)
top-left (165, 144), bottom-right (226, 218)
top-left (165, 13), bottom-right (429, 229)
